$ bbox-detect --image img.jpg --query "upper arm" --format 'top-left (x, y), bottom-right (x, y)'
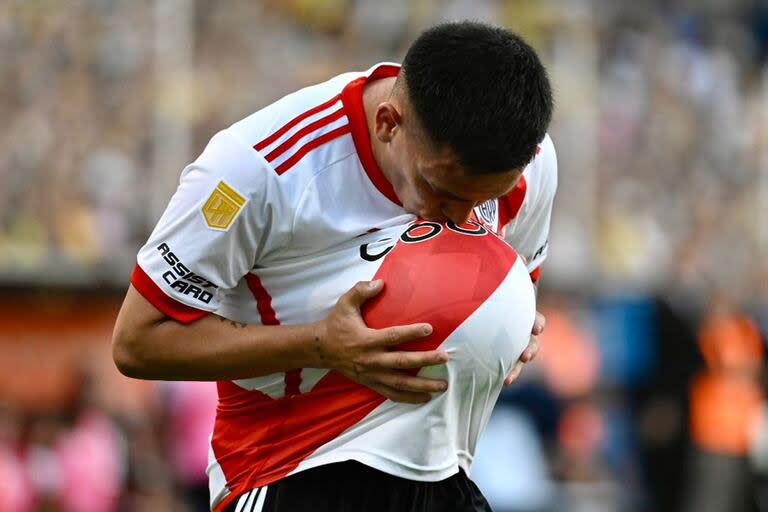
top-left (131, 129), bottom-right (291, 323)
top-left (111, 283), bottom-right (169, 373)
top-left (114, 284), bottom-right (165, 336)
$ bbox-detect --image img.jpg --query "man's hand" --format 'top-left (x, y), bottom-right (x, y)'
top-left (315, 280), bottom-right (449, 404)
top-left (503, 311), bottom-right (545, 386)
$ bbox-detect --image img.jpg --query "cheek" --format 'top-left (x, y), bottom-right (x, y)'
top-left (411, 181), bottom-right (443, 213)
top-left (414, 180), bottom-right (436, 203)
top-left (402, 175), bottom-right (425, 205)
top-left (389, 164), bottom-right (421, 208)
top-left (398, 176), bottom-right (434, 214)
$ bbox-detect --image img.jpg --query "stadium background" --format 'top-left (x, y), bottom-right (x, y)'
top-left (1, 0), bottom-right (767, 510)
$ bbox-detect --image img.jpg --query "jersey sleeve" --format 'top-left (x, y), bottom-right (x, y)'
top-left (132, 129), bottom-right (291, 323)
top-left (503, 134), bottom-right (558, 280)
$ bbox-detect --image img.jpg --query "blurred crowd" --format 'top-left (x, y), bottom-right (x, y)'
top-left (0, 360), bottom-right (217, 512)
top-left (2, 0), bottom-right (767, 294)
top-left (1, 0), bottom-right (768, 511)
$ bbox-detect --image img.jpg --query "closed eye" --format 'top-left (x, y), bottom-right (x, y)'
top-left (427, 181), bottom-right (472, 202)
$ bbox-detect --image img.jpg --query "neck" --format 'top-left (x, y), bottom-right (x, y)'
top-left (362, 77), bottom-right (398, 185)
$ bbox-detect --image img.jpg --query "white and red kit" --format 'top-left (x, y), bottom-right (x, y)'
top-left (131, 63), bottom-right (557, 511)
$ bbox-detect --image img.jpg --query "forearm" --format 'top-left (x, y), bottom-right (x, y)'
top-left (112, 285), bottom-right (325, 381)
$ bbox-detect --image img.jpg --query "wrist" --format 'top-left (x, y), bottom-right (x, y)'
top-left (304, 320), bottom-right (330, 369)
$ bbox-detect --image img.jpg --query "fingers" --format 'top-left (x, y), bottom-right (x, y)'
top-left (364, 381), bottom-right (434, 404)
top-left (339, 280), bottom-right (433, 346)
top-left (504, 332), bottom-right (542, 387)
top-left (353, 350), bottom-right (449, 403)
top-left (365, 350), bottom-right (449, 370)
top-left (520, 335), bottom-right (539, 363)
top-left (373, 324), bottom-right (433, 347)
top-left (503, 360), bottom-right (524, 386)
top-left (532, 311), bottom-right (546, 335)
top-left (340, 280), bottom-right (385, 310)
top-left (365, 370), bottom-right (448, 395)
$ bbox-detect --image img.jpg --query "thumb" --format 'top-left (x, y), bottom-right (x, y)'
top-left (342, 280), bottom-right (385, 310)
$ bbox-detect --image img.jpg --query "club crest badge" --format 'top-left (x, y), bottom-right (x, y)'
top-left (476, 199), bottom-right (497, 226)
top-left (202, 181), bottom-right (246, 230)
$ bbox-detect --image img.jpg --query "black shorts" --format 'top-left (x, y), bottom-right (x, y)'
top-left (223, 461), bottom-right (493, 512)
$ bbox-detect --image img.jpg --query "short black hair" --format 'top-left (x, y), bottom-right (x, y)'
top-left (400, 21), bottom-right (553, 174)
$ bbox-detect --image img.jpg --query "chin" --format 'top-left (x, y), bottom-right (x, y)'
top-left (403, 201), bottom-right (441, 222)
top-left (402, 202), bottom-right (425, 218)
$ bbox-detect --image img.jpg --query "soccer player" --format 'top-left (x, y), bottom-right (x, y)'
top-left (112, 21), bottom-right (556, 512)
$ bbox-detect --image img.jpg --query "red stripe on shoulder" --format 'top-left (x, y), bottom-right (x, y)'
top-left (130, 264), bottom-right (209, 324)
top-left (264, 107), bottom-right (345, 163)
top-left (498, 175), bottom-right (527, 228)
top-left (340, 70), bottom-right (402, 206)
top-left (254, 94), bottom-right (342, 152)
top-left (273, 124), bottom-right (351, 175)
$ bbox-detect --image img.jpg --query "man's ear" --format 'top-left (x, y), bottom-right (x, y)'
top-left (373, 103), bottom-right (401, 143)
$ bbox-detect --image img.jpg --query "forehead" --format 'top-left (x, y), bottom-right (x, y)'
top-left (398, 101), bottom-right (522, 200)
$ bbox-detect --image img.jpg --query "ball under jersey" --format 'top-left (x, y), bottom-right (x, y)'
top-left (131, 63), bottom-right (557, 511)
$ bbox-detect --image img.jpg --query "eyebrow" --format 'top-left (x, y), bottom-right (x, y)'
top-left (431, 181), bottom-right (508, 203)
top-left (427, 172), bottom-right (519, 203)
top-left (426, 177), bottom-right (477, 201)
top-left (432, 184), bottom-right (470, 201)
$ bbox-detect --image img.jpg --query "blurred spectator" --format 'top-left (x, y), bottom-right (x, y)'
top-left (682, 296), bottom-right (765, 512)
top-left (20, 367), bottom-right (123, 512)
top-left (0, 403), bottom-right (33, 512)
top-left (162, 381), bottom-right (218, 512)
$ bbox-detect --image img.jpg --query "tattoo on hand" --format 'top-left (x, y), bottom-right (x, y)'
top-left (216, 315), bottom-right (248, 329)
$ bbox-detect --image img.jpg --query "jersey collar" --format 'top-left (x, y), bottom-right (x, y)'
top-left (341, 63), bottom-right (403, 207)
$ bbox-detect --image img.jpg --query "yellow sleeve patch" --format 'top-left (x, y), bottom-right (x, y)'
top-left (202, 181), bottom-right (247, 230)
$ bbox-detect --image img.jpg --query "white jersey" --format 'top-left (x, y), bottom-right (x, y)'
top-left (131, 63), bottom-right (557, 511)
